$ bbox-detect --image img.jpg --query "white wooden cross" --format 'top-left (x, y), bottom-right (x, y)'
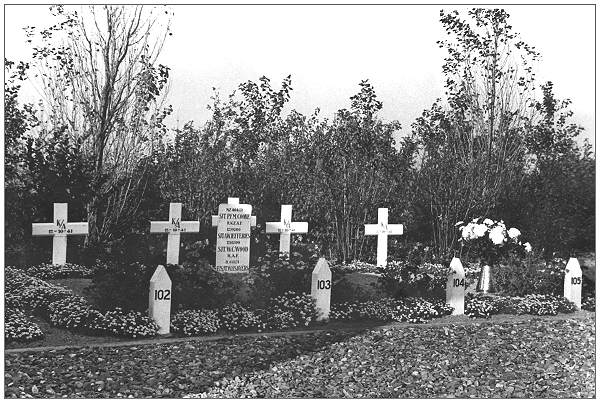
top-left (265, 205), bottom-right (308, 255)
top-left (150, 203), bottom-right (200, 265)
top-left (211, 198), bottom-right (257, 227)
top-left (31, 203), bottom-right (88, 265)
top-left (364, 208), bottom-right (404, 267)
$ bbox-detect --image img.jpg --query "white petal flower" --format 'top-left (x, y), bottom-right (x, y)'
top-left (523, 242), bottom-right (532, 253)
top-left (473, 223), bottom-right (488, 238)
top-left (507, 227), bottom-right (521, 240)
top-left (489, 226), bottom-right (506, 245)
top-left (483, 218), bottom-right (494, 226)
top-left (455, 221), bottom-right (465, 227)
top-left (461, 223), bottom-right (476, 241)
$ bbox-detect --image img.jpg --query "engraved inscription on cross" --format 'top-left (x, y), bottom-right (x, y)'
top-left (211, 198), bottom-right (257, 227)
top-left (150, 203), bottom-right (200, 265)
top-left (364, 208), bottom-right (404, 267)
top-left (265, 205), bottom-right (308, 256)
top-left (32, 203), bottom-right (89, 265)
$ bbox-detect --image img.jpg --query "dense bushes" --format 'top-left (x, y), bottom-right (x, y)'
top-left (493, 257), bottom-right (565, 296)
top-left (89, 260), bottom-right (241, 311)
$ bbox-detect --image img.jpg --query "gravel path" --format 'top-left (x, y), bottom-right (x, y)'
top-left (4, 315), bottom-right (595, 398)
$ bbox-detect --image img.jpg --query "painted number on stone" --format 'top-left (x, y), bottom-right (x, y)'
top-left (154, 289), bottom-right (171, 300)
top-left (317, 280), bottom-right (331, 290)
top-left (453, 278), bottom-right (465, 287)
top-left (571, 277), bottom-right (582, 285)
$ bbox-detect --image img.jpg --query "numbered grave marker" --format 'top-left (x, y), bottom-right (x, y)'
top-left (564, 257), bottom-right (582, 309)
top-left (32, 203), bottom-right (89, 265)
top-left (149, 265), bottom-right (172, 334)
top-left (265, 205), bottom-right (308, 256)
top-left (150, 203), bottom-right (200, 265)
top-left (211, 198), bottom-right (257, 273)
top-left (311, 258), bottom-right (332, 321)
top-left (446, 257), bottom-right (465, 315)
top-left (364, 208), bottom-right (404, 267)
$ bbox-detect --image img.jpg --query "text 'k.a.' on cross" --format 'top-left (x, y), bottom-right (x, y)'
top-left (364, 208), bottom-right (404, 267)
top-left (32, 203), bottom-right (89, 265)
top-left (150, 203), bottom-right (200, 265)
top-left (265, 205), bottom-right (308, 255)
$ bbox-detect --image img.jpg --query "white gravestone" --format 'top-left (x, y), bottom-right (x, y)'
top-left (564, 257), bottom-right (582, 309)
top-left (265, 205), bottom-right (308, 255)
top-left (311, 258), bottom-right (332, 321)
top-left (31, 203), bottom-right (88, 265)
top-left (211, 198), bottom-right (257, 273)
top-left (149, 265), bottom-right (172, 334)
top-left (446, 257), bottom-right (465, 315)
top-left (150, 203), bottom-right (200, 265)
top-left (364, 208), bottom-right (404, 267)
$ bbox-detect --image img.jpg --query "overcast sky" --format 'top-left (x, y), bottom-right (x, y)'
top-left (4, 4), bottom-right (595, 146)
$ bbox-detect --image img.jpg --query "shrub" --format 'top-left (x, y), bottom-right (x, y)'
top-left (22, 263), bottom-right (94, 279)
top-left (377, 261), bottom-right (450, 298)
top-left (264, 292), bottom-right (318, 329)
top-left (218, 303), bottom-right (265, 332)
top-left (493, 256), bottom-right (564, 296)
top-left (246, 248), bottom-right (318, 306)
top-left (5, 308), bottom-right (44, 342)
top-left (48, 296), bottom-right (104, 331)
top-left (96, 308), bottom-right (158, 338)
top-left (21, 285), bottom-right (74, 317)
top-left (89, 260), bottom-right (241, 311)
top-left (171, 309), bottom-right (221, 336)
top-left (166, 261), bottom-right (241, 310)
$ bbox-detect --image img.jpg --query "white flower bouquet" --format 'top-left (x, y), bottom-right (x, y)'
top-left (456, 217), bottom-right (531, 265)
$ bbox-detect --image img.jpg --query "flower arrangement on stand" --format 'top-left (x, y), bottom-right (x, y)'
top-left (456, 218), bottom-right (532, 293)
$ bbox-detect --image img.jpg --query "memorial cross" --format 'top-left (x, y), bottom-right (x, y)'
top-left (265, 205), bottom-right (308, 255)
top-left (32, 203), bottom-right (88, 265)
top-left (364, 208), bottom-right (404, 267)
top-left (150, 203), bottom-right (200, 265)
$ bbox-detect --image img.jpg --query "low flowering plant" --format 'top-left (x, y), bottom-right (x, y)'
top-left (456, 217), bottom-right (532, 265)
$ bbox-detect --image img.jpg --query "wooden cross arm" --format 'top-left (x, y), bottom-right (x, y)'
top-left (150, 221), bottom-right (200, 233)
top-left (265, 222), bottom-right (308, 234)
top-left (32, 222), bottom-right (89, 236)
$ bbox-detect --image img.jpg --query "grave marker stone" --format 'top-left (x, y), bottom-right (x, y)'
top-left (364, 208), bottom-right (404, 267)
top-left (211, 198), bottom-right (256, 273)
top-left (446, 257), bottom-right (465, 315)
top-left (31, 203), bottom-right (88, 265)
top-left (311, 258), bottom-right (332, 321)
top-left (150, 203), bottom-right (200, 264)
top-left (265, 205), bottom-right (308, 255)
top-left (564, 257), bottom-right (582, 309)
top-left (149, 265), bottom-right (172, 334)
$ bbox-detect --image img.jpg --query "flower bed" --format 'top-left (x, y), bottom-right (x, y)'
top-left (5, 267), bottom-right (158, 340)
top-left (5, 308), bottom-right (44, 342)
top-left (464, 293), bottom-right (577, 318)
